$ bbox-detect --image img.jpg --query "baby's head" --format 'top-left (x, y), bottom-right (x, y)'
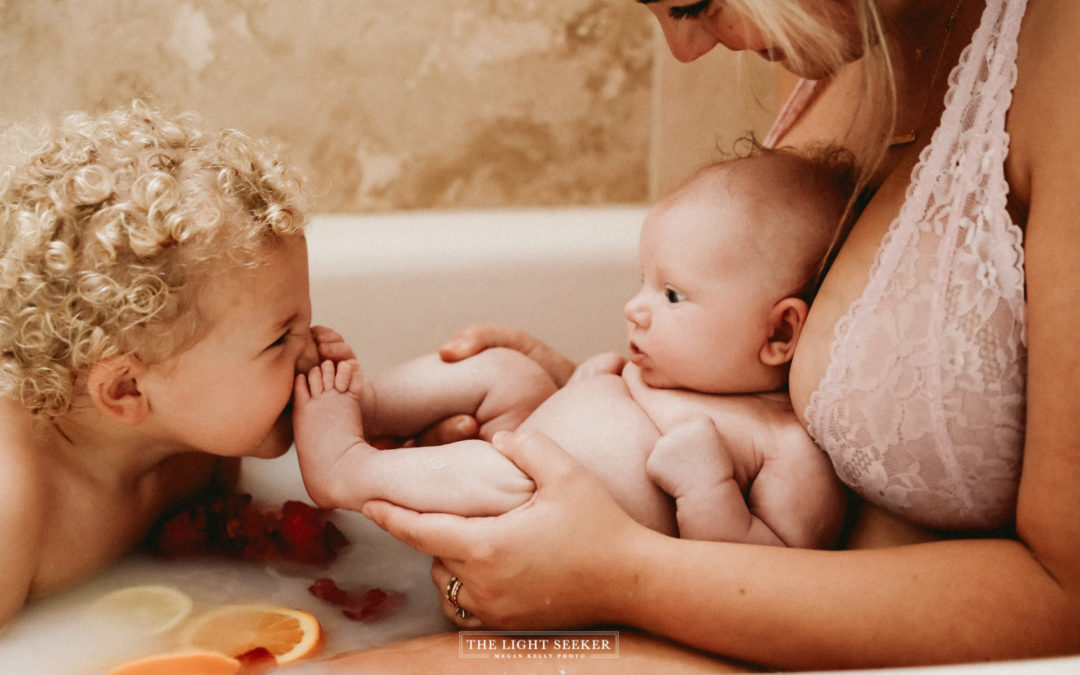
top-left (0, 101), bottom-right (308, 420)
top-left (625, 145), bottom-right (853, 394)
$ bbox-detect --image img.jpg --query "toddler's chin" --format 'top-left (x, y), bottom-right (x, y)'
top-left (251, 411), bottom-right (295, 459)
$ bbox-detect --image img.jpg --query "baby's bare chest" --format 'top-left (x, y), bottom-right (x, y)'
top-left (519, 374), bottom-right (676, 534)
top-left (520, 374), bottom-right (659, 459)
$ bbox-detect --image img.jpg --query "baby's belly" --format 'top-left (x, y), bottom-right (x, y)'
top-left (518, 374), bottom-right (677, 536)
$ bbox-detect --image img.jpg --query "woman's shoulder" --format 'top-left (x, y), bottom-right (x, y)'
top-left (1005, 0), bottom-right (1080, 207)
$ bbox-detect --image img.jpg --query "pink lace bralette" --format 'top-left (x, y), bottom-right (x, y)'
top-left (767, 0), bottom-right (1028, 530)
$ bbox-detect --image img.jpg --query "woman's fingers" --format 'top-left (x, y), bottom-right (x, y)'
top-left (415, 414), bottom-right (480, 446)
top-left (437, 323), bottom-right (520, 362)
top-left (437, 323), bottom-right (577, 386)
top-left (431, 558), bottom-right (483, 627)
top-left (361, 500), bottom-right (481, 560)
top-left (491, 428), bottom-right (580, 488)
top-left (311, 324), bottom-right (357, 361)
top-left (362, 431), bottom-right (582, 558)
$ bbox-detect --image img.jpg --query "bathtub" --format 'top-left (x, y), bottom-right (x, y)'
top-left (0, 207), bottom-right (1075, 674)
top-left (0, 207), bottom-right (644, 673)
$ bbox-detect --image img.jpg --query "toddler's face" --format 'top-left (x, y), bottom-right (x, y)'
top-left (624, 186), bottom-right (774, 393)
top-left (142, 236), bottom-right (316, 459)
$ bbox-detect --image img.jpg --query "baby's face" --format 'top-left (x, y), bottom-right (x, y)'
top-left (141, 236), bottom-right (316, 459)
top-left (624, 186), bottom-right (776, 393)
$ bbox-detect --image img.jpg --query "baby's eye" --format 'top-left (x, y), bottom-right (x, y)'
top-left (665, 287), bottom-right (687, 304)
top-left (669, 0), bottom-right (711, 20)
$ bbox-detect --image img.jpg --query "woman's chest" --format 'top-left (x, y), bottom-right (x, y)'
top-left (788, 151), bottom-right (918, 425)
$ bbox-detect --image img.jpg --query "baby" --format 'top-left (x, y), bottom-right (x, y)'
top-left (0, 102), bottom-right (336, 626)
top-left (294, 147), bottom-right (851, 547)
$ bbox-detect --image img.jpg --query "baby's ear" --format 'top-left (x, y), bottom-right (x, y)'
top-left (86, 356), bottom-right (149, 425)
top-left (759, 297), bottom-right (809, 367)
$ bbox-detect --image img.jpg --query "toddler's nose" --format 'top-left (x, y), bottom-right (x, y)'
top-left (295, 331), bottom-right (319, 373)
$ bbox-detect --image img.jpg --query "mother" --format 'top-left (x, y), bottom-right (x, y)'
top-left (337, 0), bottom-right (1080, 670)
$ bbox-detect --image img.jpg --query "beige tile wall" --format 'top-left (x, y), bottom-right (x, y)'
top-left (0, 0), bottom-right (777, 212)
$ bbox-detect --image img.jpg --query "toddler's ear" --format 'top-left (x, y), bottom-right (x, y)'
top-left (86, 356), bottom-right (149, 425)
top-left (759, 297), bottom-right (809, 367)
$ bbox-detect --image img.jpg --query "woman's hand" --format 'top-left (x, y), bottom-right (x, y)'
top-left (362, 429), bottom-right (650, 629)
top-left (569, 351), bottom-right (628, 383)
top-left (311, 325), bottom-right (356, 362)
top-left (438, 324), bottom-right (578, 388)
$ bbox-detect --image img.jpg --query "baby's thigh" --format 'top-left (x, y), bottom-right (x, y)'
top-left (519, 375), bottom-right (676, 536)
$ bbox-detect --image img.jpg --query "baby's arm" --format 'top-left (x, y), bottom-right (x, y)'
top-left (647, 411), bottom-right (846, 548)
top-left (647, 416), bottom-right (787, 544)
top-left (293, 359), bottom-right (538, 516)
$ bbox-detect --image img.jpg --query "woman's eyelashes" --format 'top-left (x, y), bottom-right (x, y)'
top-left (669, 0), bottom-right (711, 20)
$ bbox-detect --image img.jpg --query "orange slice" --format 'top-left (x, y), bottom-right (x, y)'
top-left (105, 649), bottom-right (240, 675)
top-left (179, 604), bottom-right (322, 665)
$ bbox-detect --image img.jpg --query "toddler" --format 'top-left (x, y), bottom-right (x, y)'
top-left (294, 147), bottom-right (852, 546)
top-left (0, 102), bottom-right (333, 626)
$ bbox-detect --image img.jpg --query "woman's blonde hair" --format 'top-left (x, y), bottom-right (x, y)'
top-left (0, 101), bottom-right (307, 419)
top-left (728, 0), bottom-right (897, 285)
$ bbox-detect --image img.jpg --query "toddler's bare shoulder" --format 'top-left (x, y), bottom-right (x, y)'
top-left (0, 422), bottom-right (49, 626)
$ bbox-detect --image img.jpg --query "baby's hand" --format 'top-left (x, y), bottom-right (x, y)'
top-left (311, 325), bottom-right (357, 362)
top-left (646, 416), bottom-right (734, 500)
top-left (569, 351), bottom-right (627, 383)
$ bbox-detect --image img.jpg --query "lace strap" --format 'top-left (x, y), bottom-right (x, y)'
top-left (762, 79), bottom-right (821, 148)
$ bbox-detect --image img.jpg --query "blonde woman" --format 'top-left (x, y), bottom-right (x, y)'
top-left (337, 0), bottom-right (1080, 670)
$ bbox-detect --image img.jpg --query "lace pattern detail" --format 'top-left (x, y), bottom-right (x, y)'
top-left (804, 0), bottom-right (1029, 530)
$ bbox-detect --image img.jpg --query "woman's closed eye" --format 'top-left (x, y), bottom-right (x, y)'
top-left (669, 0), bottom-right (711, 20)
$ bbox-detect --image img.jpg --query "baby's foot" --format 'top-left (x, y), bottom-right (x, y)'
top-left (293, 359), bottom-right (367, 468)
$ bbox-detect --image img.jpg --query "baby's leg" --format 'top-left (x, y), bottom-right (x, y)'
top-left (646, 417), bottom-right (783, 545)
top-left (294, 360), bottom-right (533, 516)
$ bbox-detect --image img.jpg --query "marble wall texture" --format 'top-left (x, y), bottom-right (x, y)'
top-left (0, 0), bottom-right (777, 212)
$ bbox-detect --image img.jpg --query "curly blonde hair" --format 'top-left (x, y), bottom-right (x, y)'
top-left (0, 101), bottom-right (307, 419)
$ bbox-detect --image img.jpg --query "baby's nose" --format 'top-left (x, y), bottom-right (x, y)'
top-left (624, 292), bottom-right (649, 328)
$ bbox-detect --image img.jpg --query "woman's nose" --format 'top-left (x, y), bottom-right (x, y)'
top-left (624, 292), bottom-right (650, 328)
top-left (655, 15), bottom-right (719, 62)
